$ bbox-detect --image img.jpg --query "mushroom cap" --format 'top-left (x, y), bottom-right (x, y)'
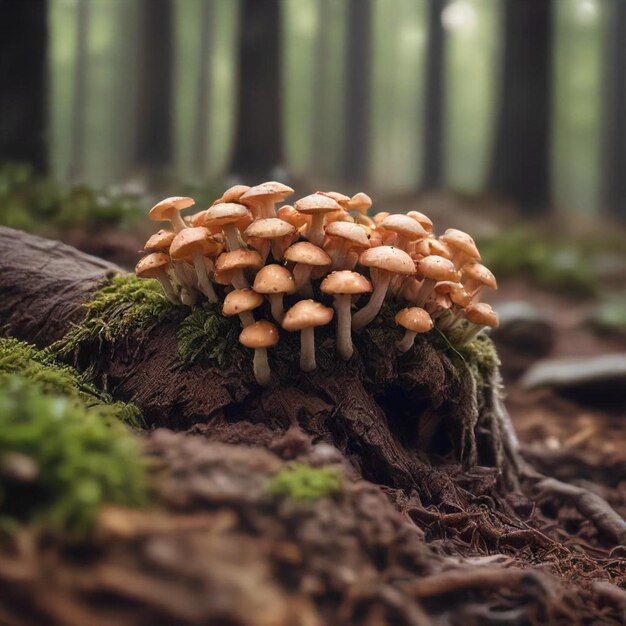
top-left (189, 210), bottom-right (209, 227)
top-left (434, 281), bottom-right (471, 307)
top-left (253, 264), bottom-right (296, 294)
top-left (244, 217), bottom-right (295, 240)
top-left (461, 262), bottom-right (497, 290)
top-left (170, 227), bottom-right (219, 261)
top-left (373, 211), bottom-right (390, 225)
top-left (217, 184), bottom-right (251, 204)
top-left (395, 307), bottom-right (433, 333)
top-left (440, 228), bottom-right (481, 260)
top-left (294, 193), bottom-right (341, 215)
top-left (320, 270), bottom-right (373, 295)
top-left (203, 203), bottom-right (251, 227)
top-left (213, 269), bottom-right (235, 285)
top-left (428, 237), bottom-right (452, 259)
top-left (358, 246), bottom-right (415, 276)
top-left (417, 255), bottom-right (458, 282)
top-left (144, 229), bottom-right (175, 252)
top-left (239, 320), bottom-right (279, 349)
top-left (277, 204), bottom-right (309, 229)
top-left (222, 288), bottom-right (263, 316)
top-left (149, 196), bottom-right (195, 221)
top-left (282, 299), bottom-right (334, 331)
top-left (465, 302), bottom-right (499, 328)
top-left (320, 190), bottom-right (351, 206)
top-left (325, 221), bottom-right (370, 248)
top-left (215, 249), bottom-right (264, 272)
top-left (240, 181), bottom-right (294, 205)
top-left (284, 241), bottom-right (332, 266)
top-left (136, 252), bottom-right (170, 278)
top-left (406, 211), bottom-right (433, 233)
top-left (381, 214), bottom-right (428, 241)
top-left (347, 192), bottom-right (372, 214)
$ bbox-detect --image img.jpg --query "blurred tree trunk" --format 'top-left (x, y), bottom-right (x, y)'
top-left (343, 0), bottom-right (372, 184)
top-left (488, 0), bottom-right (553, 214)
top-left (0, 0), bottom-right (48, 173)
top-left (231, 0), bottom-right (282, 179)
top-left (421, 0), bottom-right (446, 190)
top-left (192, 0), bottom-right (214, 180)
top-left (601, 0), bottom-right (626, 219)
top-left (134, 0), bottom-right (173, 175)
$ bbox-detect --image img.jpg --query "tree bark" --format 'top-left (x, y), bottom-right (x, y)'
top-left (488, 0), bottom-right (553, 214)
top-left (231, 0), bottom-right (282, 179)
top-left (343, 0), bottom-right (372, 184)
top-left (421, 0), bottom-right (446, 190)
top-left (0, 0), bottom-right (48, 173)
top-left (601, 0), bottom-right (626, 220)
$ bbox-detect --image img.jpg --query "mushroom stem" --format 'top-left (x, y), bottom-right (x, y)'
top-left (231, 270), bottom-right (249, 290)
top-left (192, 255), bottom-right (218, 303)
top-left (173, 261), bottom-right (195, 290)
top-left (269, 294), bottom-right (285, 323)
top-left (222, 224), bottom-right (242, 251)
top-left (238, 310), bottom-right (255, 328)
top-left (414, 278), bottom-right (436, 307)
top-left (179, 286), bottom-right (197, 307)
top-left (307, 214), bottom-right (325, 247)
top-left (155, 274), bottom-right (180, 304)
top-left (459, 324), bottom-right (487, 346)
top-left (261, 199), bottom-right (277, 219)
top-left (300, 327), bottom-right (317, 372)
top-left (351, 271), bottom-right (391, 331)
top-left (334, 294), bottom-right (354, 360)
top-left (171, 212), bottom-right (188, 233)
top-left (253, 348), bottom-right (271, 386)
top-left (396, 329), bottom-right (417, 353)
top-left (293, 264), bottom-right (313, 291)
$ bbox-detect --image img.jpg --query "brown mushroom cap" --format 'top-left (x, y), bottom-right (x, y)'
top-left (282, 299), bottom-right (334, 331)
top-left (244, 217), bottom-right (295, 240)
top-left (240, 182), bottom-right (294, 205)
top-left (284, 242), bottom-right (332, 266)
top-left (325, 221), bottom-right (370, 249)
top-left (203, 203), bottom-right (251, 227)
top-left (222, 288), bottom-right (263, 316)
top-left (416, 255), bottom-right (458, 282)
top-left (253, 264), bottom-right (296, 294)
top-left (465, 302), bottom-right (499, 327)
top-left (348, 192), bottom-right (372, 214)
top-left (428, 238), bottom-right (452, 259)
top-left (144, 229), bottom-right (175, 252)
top-left (461, 262), bottom-right (497, 290)
top-left (320, 271), bottom-right (373, 295)
top-left (358, 246), bottom-right (415, 275)
top-left (170, 227), bottom-right (219, 261)
top-left (215, 249), bottom-right (264, 273)
top-left (440, 228), bottom-right (481, 260)
top-left (320, 191), bottom-right (351, 206)
top-left (294, 193), bottom-right (342, 215)
top-left (406, 211), bottom-right (433, 233)
top-left (395, 307), bottom-right (433, 333)
top-left (381, 214), bottom-right (428, 241)
top-left (149, 196), bottom-right (195, 221)
top-left (277, 204), bottom-right (309, 229)
top-left (239, 320), bottom-right (279, 349)
top-left (217, 184), bottom-right (251, 204)
top-left (136, 252), bottom-right (170, 278)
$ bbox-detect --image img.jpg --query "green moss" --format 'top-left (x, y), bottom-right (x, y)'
top-left (590, 296), bottom-right (626, 336)
top-left (0, 375), bottom-right (150, 534)
top-left (267, 464), bottom-right (343, 502)
top-left (0, 337), bottom-right (142, 427)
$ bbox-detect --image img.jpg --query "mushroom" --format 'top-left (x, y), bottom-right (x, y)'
top-left (215, 248), bottom-right (264, 290)
top-left (459, 302), bottom-right (499, 345)
top-left (239, 320), bottom-right (279, 386)
top-left (320, 271), bottom-right (372, 360)
top-left (203, 203), bottom-right (252, 252)
top-left (293, 193), bottom-right (342, 247)
top-left (406, 210), bottom-right (433, 234)
top-left (144, 229), bottom-right (176, 252)
top-left (222, 288), bottom-right (263, 328)
top-left (324, 221), bottom-right (370, 270)
top-left (351, 246), bottom-right (415, 331)
top-left (170, 227), bottom-right (220, 303)
top-left (135, 252), bottom-right (179, 304)
top-left (284, 241), bottom-right (332, 295)
top-left (461, 262), bottom-right (497, 302)
top-left (215, 184), bottom-right (251, 204)
top-left (277, 204), bottom-right (309, 231)
top-left (253, 264), bottom-right (296, 323)
top-left (244, 218), bottom-right (296, 262)
top-left (149, 196), bottom-right (194, 232)
top-left (440, 228), bottom-right (481, 269)
top-left (240, 181), bottom-right (294, 219)
top-left (413, 255), bottom-right (458, 307)
top-left (282, 300), bottom-right (334, 372)
top-left (381, 214), bottom-right (428, 252)
top-left (395, 307), bottom-right (433, 353)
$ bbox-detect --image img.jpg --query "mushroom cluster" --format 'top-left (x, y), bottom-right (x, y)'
top-left (136, 184), bottom-right (499, 385)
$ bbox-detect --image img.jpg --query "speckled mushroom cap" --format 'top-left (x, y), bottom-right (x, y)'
top-left (382, 214), bottom-right (428, 242)
top-left (239, 320), bottom-right (279, 348)
top-left (144, 229), bottom-right (175, 252)
top-left (282, 299), bottom-right (334, 331)
top-left (149, 196), bottom-right (195, 221)
top-left (240, 182), bottom-right (294, 206)
top-left (325, 221), bottom-right (370, 249)
top-left (395, 307), bottom-right (433, 333)
top-left (348, 192), bottom-right (372, 213)
top-left (222, 288), bottom-right (263, 316)
top-left (203, 203), bottom-right (251, 227)
top-left (465, 302), bottom-right (498, 327)
top-left (358, 246), bottom-right (415, 275)
top-left (416, 255), bottom-right (458, 282)
top-left (407, 211), bottom-right (433, 233)
top-left (440, 228), bottom-right (481, 260)
top-left (284, 242), bottom-right (332, 266)
top-left (170, 227), bottom-right (219, 261)
top-left (244, 218), bottom-right (295, 240)
top-left (217, 184), bottom-right (251, 204)
top-left (215, 249), bottom-right (264, 273)
top-left (135, 252), bottom-right (170, 278)
top-left (320, 271), bottom-right (373, 295)
top-left (253, 264), bottom-right (296, 294)
top-left (294, 193), bottom-right (342, 215)
top-left (461, 262), bottom-right (497, 290)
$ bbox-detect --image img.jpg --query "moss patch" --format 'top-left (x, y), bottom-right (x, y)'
top-left (0, 375), bottom-right (150, 534)
top-left (267, 464), bottom-right (343, 502)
